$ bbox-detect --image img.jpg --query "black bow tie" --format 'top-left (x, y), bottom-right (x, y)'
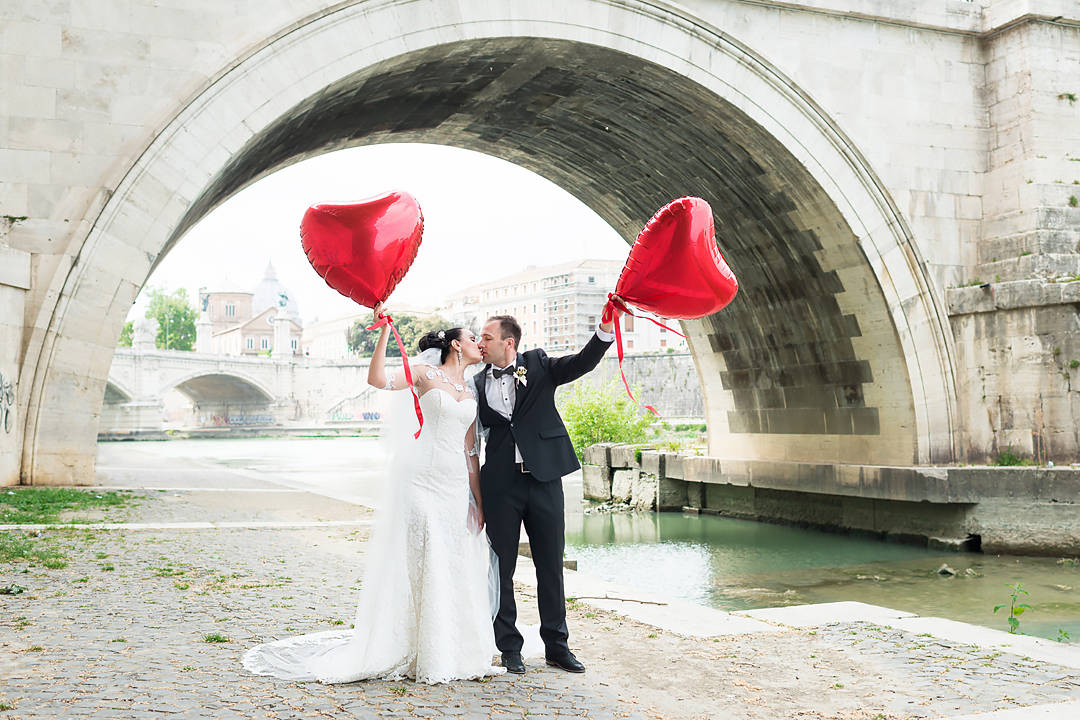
top-left (492, 365), bottom-right (516, 379)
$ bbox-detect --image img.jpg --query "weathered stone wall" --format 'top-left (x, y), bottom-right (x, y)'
top-left (950, 284), bottom-right (1080, 462)
top-left (0, 241), bottom-right (31, 485)
top-left (566, 352), bottom-right (704, 419)
top-left (943, 18), bottom-right (1080, 463)
top-left (585, 444), bottom-right (1080, 556)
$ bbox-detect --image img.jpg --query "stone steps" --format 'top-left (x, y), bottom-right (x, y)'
top-left (973, 252), bottom-right (1080, 284)
top-left (976, 228), bottom-right (1080, 264)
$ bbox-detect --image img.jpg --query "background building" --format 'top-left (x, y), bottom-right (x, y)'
top-left (199, 262), bottom-right (303, 357)
top-left (301, 303), bottom-right (443, 359)
top-left (441, 259), bottom-right (687, 354)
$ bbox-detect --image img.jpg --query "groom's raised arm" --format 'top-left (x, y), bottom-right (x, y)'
top-left (547, 297), bottom-right (622, 386)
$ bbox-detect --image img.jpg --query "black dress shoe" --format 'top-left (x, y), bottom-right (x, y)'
top-left (501, 652), bottom-right (526, 674)
top-left (545, 651), bottom-right (586, 673)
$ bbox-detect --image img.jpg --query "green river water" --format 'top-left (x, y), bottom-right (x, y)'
top-left (566, 509), bottom-right (1080, 642)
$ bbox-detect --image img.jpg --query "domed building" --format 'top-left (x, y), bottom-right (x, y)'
top-left (199, 262), bottom-right (303, 357)
top-left (251, 261), bottom-right (301, 318)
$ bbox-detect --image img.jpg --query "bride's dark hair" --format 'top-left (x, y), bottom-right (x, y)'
top-left (417, 328), bottom-right (465, 364)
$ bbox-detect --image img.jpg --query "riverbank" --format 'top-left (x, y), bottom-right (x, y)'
top-left (1, 443), bottom-right (1079, 718)
top-left (583, 445), bottom-right (1080, 557)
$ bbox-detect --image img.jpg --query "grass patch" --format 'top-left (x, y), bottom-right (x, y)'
top-left (154, 566), bottom-right (185, 577)
top-left (0, 487), bottom-right (131, 524)
top-left (0, 533), bottom-right (69, 568)
top-left (203, 633), bottom-right (229, 643)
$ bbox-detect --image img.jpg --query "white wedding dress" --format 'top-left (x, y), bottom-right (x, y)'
top-left (242, 385), bottom-right (504, 684)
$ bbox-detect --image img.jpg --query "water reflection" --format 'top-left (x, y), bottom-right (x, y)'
top-left (566, 510), bottom-right (1080, 641)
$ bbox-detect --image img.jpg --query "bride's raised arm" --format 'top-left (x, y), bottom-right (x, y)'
top-left (366, 304), bottom-right (420, 392)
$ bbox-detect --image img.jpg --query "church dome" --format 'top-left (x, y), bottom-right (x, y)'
top-left (252, 261), bottom-right (301, 318)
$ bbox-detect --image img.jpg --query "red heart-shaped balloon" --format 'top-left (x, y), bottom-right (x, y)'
top-left (614, 196), bottom-right (737, 319)
top-left (300, 191), bottom-right (424, 308)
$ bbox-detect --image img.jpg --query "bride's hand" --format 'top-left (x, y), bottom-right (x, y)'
top-left (467, 501), bottom-right (486, 534)
top-left (372, 301), bottom-right (386, 323)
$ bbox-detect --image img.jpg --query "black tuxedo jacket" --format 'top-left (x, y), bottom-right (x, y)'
top-left (474, 333), bottom-right (612, 482)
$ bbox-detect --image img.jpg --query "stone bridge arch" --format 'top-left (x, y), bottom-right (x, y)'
top-left (163, 371), bottom-right (277, 406)
top-left (103, 381), bottom-right (134, 405)
top-left (20, 0), bottom-right (958, 483)
top-left (161, 371), bottom-right (279, 430)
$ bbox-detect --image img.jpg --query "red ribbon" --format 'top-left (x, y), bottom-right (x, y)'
top-left (602, 294), bottom-right (686, 418)
top-left (367, 313), bottom-right (424, 438)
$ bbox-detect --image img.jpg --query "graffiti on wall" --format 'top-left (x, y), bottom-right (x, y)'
top-left (208, 414), bottom-right (275, 426)
top-left (0, 370), bottom-right (14, 433)
top-left (329, 411), bottom-right (381, 422)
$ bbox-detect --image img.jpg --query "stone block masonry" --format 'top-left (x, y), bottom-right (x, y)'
top-left (3, 0), bottom-right (1080, 488)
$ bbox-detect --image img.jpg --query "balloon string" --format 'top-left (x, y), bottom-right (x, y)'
top-left (604, 298), bottom-right (661, 418)
top-left (367, 313), bottom-right (424, 439)
top-left (605, 294), bottom-right (686, 338)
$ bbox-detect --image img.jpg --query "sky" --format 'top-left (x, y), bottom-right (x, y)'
top-left (134, 143), bottom-right (631, 325)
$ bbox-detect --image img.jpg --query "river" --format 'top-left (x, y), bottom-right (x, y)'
top-left (97, 436), bottom-right (1080, 642)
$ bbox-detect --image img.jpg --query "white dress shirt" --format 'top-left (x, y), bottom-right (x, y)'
top-left (484, 325), bottom-right (615, 465)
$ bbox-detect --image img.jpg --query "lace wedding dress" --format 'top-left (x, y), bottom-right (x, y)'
top-left (242, 383), bottom-right (504, 684)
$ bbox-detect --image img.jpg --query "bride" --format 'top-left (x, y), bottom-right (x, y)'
top-left (242, 306), bottom-right (504, 684)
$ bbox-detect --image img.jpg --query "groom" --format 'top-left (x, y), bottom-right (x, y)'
top-left (475, 299), bottom-right (622, 675)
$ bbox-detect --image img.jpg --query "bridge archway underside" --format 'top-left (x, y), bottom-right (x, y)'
top-left (170, 374), bottom-right (275, 405)
top-left (172, 38), bottom-right (917, 464)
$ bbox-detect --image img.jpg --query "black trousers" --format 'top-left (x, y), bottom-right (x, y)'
top-left (482, 465), bottom-right (568, 657)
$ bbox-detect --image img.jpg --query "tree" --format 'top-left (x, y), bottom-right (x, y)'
top-left (347, 313), bottom-right (450, 358)
top-left (145, 287), bottom-right (197, 351)
top-left (117, 321), bottom-right (133, 347)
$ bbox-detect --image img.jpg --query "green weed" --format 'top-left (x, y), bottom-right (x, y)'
top-left (993, 582), bottom-right (1031, 634)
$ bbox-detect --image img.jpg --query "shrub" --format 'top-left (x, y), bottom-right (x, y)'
top-left (994, 451), bottom-right (1037, 466)
top-left (558, 380), bottom-right (655, 460)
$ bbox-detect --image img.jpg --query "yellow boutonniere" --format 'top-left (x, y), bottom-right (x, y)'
top-left (514, 366), bottom-right (528, 387)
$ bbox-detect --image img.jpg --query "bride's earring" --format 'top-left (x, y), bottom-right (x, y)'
top-left (456, 347), bottom-right (463, 367)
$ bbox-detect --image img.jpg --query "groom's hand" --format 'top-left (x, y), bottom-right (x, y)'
top-left (600, 294), bottom-right (625, 333)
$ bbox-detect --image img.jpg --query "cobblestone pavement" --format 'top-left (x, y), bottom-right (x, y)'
top-left (2, 487), bottom-right (1078, 720)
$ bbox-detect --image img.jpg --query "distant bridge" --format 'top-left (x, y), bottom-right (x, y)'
top-left (104, 348), bottom-right (379, 433)
top-left (103, 347), bottom-right (702, 433)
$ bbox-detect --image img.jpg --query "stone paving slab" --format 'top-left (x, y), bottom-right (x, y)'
top-left (946, 700), bottom-right (1080, 718)
top-left (2, 486), bottom-right (1079, 719)
top-left (889, 617), bottom-right (1080, 671)
top-left (736, 602), bottom-right (917, 629)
